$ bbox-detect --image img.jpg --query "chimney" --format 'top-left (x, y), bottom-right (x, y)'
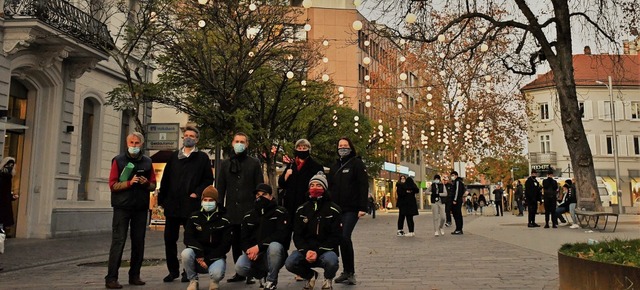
top-left (583, 46), bottom-right (592, 55)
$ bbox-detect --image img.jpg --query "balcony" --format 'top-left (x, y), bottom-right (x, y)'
top-left (529, 151), bottom-right (557, 165)
top-left (3, 0), bottom-right (114, 59)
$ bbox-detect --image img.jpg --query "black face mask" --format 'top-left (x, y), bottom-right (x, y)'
top-left (294, 150), bottom-right (310, 159)
top-left (255, 196), bottom-right (271, 211)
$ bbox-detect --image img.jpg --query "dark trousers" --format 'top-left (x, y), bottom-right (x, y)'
top-left (495, 202), bottom-right (503, 216)
top-left (230, 224), bottom-right (243, 263)
top-left (397, 213), bottom-right (415, 232)
top-left (451, 201), bottom-right (463, 231)
top-left (516, 199), bottom-right (524, 215)
top-left (105, 208), bottom-right (148, 282)
top-left (544, 197), bottom-right (557, 226)
top-left (527, 200), bottom-right (538, 224)
top-left (445, 199), bottom-right (452, 224)
top-left (340, 211), bottom-right (359, 274)
top-left (164, 216), bottom-right (187, 275)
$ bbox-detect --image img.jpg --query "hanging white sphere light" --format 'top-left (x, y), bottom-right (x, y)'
top-left (426, 93), bottom-right (432, 100)
top-left (405, 13), bottom-right (417, 24)
top-left (352, 20), bottom-right (363, 31)
top-left (364, 75), bottom-right (370, 81)
top-left (286, 71), bottom-right (294, 79)
top-left (397, 104), bottom-right (403, 109)
top-left (322, 74), bottom-right (330, 82)
top-left (365, 88), bottom-right (371, 93)
top-left (437, 34), bottom-right (446, 42)
top-left (301, 80), bottom-right (307, 86)
top-left (397, 89), bottom-right (403, 94)
top-left (365, 101), bottom-right (371, 107)
top-left (480, 43), bottom-right (489, 52)
top-left (333, 122), bottom-right (337, 127)
top-left (354, 128), bottom-right (359, 133)
top-left (378, 119), bottom-right (383, 123)
top-left (400, 56), bottom-right (406, 62)
top-left (198, 20), bottom-right (206, 28)
top-left (399, 73), bottom-right (408, 81)
top-left (249, 3), bottom-right (257, 10)
top-left (430, 126), bottom-right (434, 130)
top-left (198, 0), bottom-right (208, 4)
top-left (364, 40), bottom-right (370, 46)
top-left (379, 138), bottom-right (384, 143)
top-left (248, 69), bottom-right (254, 74)
top-left (339, 94), bottom-right (344, 99)
top-left (302, 0), bottom-right (312, 8)
top-left (484, 75), bottom-right (492, 81)
top-left (396, 96), bottom-right (403, 103)
top-left (427, 86), bottom-right (432, 91)
top-left (301, 88), bottom-right (306, 91)
top-left (248, 51), bottom-right (255, 57)
top-left (322, 40), bottom-right (329, 46)
top-left (427, 101), bottom-right (432, 106)
top-left (322, 57), bottom-right (329, 63)
top-left (338, 86), bottom-right (344, 92)
top-left (339, 100), bottom-right (344, 105)
top-left (363, 57), bottom-right (371, 65)
top-left (304, 24), bottom-right (312, 31)
top-left (354, 116), bottom-right (360, 121)
top-left (365, 95), bottom-right (370, 100)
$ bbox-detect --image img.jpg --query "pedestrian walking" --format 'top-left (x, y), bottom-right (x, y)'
top-left (449, 171), bottom-right (465, 235)
top-left (158, 126), bottom-right (214, 283)
top-left (367, 193), bottom-right (376, 218)
top-left (395, 175), bottom-right (419, 237)
top-left (525, 170), bottom-right (542, 228)
top-left (443, 175), bottom-right (453, 227)
top-left (181, 185), bottom-right (232, 290)
top-left (472, 193), bottom-right (479, 215)
top-left (515, 180), bottom-right (524, 216)
top-left (430, 174), bottom-right (447, 236)
top-left (105, 132), bottom-right (157, 289)
top-left (328, 137), bottom-right (368, 285)
top-left (0, 157), bottom-right (18, 234)
top-left (478, 193), bottom-right (487, 215)
top-left (542, 171), bottom-right (559, 228)
top-left (493, 184), bottom-right (505, 216)
top-left (217, 132), bottom-right (264, 284)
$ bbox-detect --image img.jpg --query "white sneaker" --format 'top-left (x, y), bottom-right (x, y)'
top-left (435, 231), bottom-right (440, 236)
top-left (440, 228), bottom-right (445, 235)
top-left (406, 232), bottom-right (415, 237)
top-left (570, 224), bottom-right (581, 229)
top-left (396, 230), bottom-right (405, 237)
top-left (209, 280), bottom-right (219, 290)
top-left (187, 280), bottom-right (198, 290)
top-left (321, 278), bottom-right (333, 289)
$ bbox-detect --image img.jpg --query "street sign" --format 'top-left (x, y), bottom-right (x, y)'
top-left (147, 123), bottom-right (180, 150)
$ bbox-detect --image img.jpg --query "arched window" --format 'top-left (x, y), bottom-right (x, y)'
top-left (78, 97), bottom-right (100, 200)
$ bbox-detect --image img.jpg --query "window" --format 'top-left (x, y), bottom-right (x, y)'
top-left (539, 102), bottom-right (549, 120)
top-left (540, 134), bottom-right (551, 153)
top-left (606, 135), bottom-right (613, 155)
top-left (282, 25), bottom-right (306, 42)
top-left (631, 102), bottom-right (640, 120)
top-left (78, 97), bottom-right (101, 200)
top-left (634, 136), bottom-right (640, 155)
top-left (578, 101), bottom-right (585, 119)
top-left (604, 101), bottom-right (612, 120)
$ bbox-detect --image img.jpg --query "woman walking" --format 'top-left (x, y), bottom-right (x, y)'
top-left (396, 175), bottom-right (419, 237)
top-left (430, 175), bottom-right (446, 236)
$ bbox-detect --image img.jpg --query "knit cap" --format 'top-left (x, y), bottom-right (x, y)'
top-left (202, 185), bottom-right (218, 200)
top-left (309, 171), bottom-right (328, 190)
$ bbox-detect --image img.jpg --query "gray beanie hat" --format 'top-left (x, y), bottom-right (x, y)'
top-left (309, 171), bottom-right (328, 190)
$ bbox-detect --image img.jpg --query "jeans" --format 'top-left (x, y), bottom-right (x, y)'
top-left (397, 213), bottom-right (415, 232)
top-left (556, 203), bottom-right (578, 224)
top-left (340, 211), bottom-right (359, 274)
top-left (164, 216), bottom-right (187, 275)
top-left (105, 208), bottom-right (147, 282)
top-left (432, 201), bottom-right (446, 231)
top-left (516, 198), bottom-right (524, 215)
top-left (285, 250), bottom-right (339, 279)
top-left (181, 248), bottom-right (226, 282)
top-left (235, 242), bottom-right (287, 283)
top-left (451, 201), bottom-right (463, 231)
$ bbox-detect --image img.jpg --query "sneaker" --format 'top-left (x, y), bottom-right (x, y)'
top-left (321, 279), bottom-right (333, 289)
top-left (303, 270), bottom-right (318, 289)
top-left (263, 281), bottom-right (277, 290)
top-left (181, 270), bottom-right (189, 282)
top-left (451, 230), bottom-right (463, 235)
top-left (527, 224), bottom-right (536, 228)
top-left (405, 232), bottom-right (415, 237)
top-left (570, 224), bottom-right (581, 229)
top-left (295, 275), bottom-right (305, 281)
top-left (334, 272), bottom-right (350, 284)
top-left (163, 272), bottom-right (180, 282)
top-left (209, 280), bottom-right (219, 290)
top-left (346, 274), bottom-right (356, 285)
top-left (444, 222), bottom-right (451, 227)
top-left (187, 280), bottom-right (198, 290)
top-left (246, 277), bottom-right (256, 285)
top-left (435, 231), bottom-right (439, 237)
top-left (227, 274), bottom-right (245, 283)
top-left (439, 228), bottom-right (445, 235)
top-left (396, 230), bottom-right (405, 237)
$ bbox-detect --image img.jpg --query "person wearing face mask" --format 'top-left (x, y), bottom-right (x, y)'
top-left (182, 185), bottom-right (232, 290)
top-left (328, 137), bottom-right (368, 285)
top-left (285, 172), bottom-right (342, 290)
top-left (217, 132), bottom-right (264, 284)
top-left (234, 183), bottom-right (290, 290)
top-left (395, 175), bottom-right (419, 237)
top-left (105, 132), bottom-right (157, 289)
top-left (430, 174), bottom-right (447, 237)
top-left (158, 126), bottom-right (214, 283)
top-left (449, 171), bottom-right (466, 235)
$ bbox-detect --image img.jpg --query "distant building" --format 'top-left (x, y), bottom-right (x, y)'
top-left (521, 47), bottom-right (640, 212)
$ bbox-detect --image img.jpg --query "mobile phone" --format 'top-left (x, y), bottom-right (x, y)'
top-left (135, 169), bottom-right (145, 177)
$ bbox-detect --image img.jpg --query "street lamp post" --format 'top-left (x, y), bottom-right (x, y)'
top-left (597, 76), bottom-right (623, 214)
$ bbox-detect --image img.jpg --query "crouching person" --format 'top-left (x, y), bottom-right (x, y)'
top-left (285, 172), bottom-right (342, 290)
top-left (235, 183), bottom-right (291, 290)
top-left (181, 185), bottom-right (232, 290)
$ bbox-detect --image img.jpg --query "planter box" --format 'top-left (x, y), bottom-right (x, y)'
top-left (558, 252), bottom-right (640, 289)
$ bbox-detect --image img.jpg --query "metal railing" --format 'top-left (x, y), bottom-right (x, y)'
top-left (4, 0), bottom-right (115, 51)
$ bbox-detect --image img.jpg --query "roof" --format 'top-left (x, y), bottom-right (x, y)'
top-left (521, 54), bottom-right (640, 91)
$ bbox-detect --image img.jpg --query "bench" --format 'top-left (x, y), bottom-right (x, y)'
top-left (574, 209), bottom-right (619, 232)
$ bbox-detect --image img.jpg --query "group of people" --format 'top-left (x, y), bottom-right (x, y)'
top-left (524, 169), bottom-right (579, 229)
top-left (104, 128), bottom-right (369, 290)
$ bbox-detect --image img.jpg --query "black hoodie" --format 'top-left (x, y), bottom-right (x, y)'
top-left (328, 150), bottom-right (369, 213)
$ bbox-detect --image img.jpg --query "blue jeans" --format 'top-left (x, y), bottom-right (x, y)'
top-left (235, 242), bottom-right (287, 283)
top-left (340, 211), bottom-right (359, 273)
top-left (181, 248), bottom-right (226, 282)
top-left (556, 203), bottom-right (578, 224)
top-left (285, 250), bottom-right (339, 279)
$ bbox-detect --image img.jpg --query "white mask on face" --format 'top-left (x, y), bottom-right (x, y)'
top-left (202, 201), bottom-right (216, 212)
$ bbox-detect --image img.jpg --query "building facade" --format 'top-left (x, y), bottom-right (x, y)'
top-left (522, 50), bottom-right (640, 213)
top-left (1, 0), bottom-right (148, 238)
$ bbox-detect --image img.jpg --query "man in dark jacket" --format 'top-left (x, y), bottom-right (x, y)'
top-left (217, 132), bottom-right (264, 284)
top-left (158, 126), bottom-right (214, 283)
top-left (105, 132), bottom-right (157, 289)
top-left (278, 139), bottom-right (324, 225)
top-left (493, 183), bottom-right (505, 217)
top-left (181, 185), bottom-right (232, 290)
top-left (542, 171), bottom-right (559, 228)
top-left (235, 183), bottom-right (290, 290)
top-left (285, 172), bottom-right (341, 290)
top-left (525, 169), bottom-right (542, 227)
top-left (450, 171), bottom-right (465, 235)
top-left (515, 180), bottom-right (524, 216)
top-left (328, 137), bottom-right (368, 285)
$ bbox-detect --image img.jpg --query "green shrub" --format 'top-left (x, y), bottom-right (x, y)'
top-left (559, 239), bottom-right (640, 267)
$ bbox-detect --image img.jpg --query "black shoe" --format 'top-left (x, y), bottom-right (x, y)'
top-left (246, 277), bottom-right (256, 284)
top-left (105, 280), bottom-right (123, 289)
top-left (128, 277), bottom-right (146, 286)
top-left (451, 230), bottom-right (463, 235)
top-left (544, 224), bottom-right (549, 228)
top-left (552, 225), bottom-right (558, 228)
top-left (528, 224), bottom-right (536, 228)
top-left (227, 274), bottom-right (246, 283)
top-left (163, 273), bottom-right (179, 282)
top-left (533, 223), bottom-right (541, 227)
top-left (181, 270), bottom-right (189, 282)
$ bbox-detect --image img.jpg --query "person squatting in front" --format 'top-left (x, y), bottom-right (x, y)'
top-left (285, 171), bottom-right (342, 290)
top-left (181, 185), bottom-right (232, 290)
top-left (234, 183), bottom-right (291, 290)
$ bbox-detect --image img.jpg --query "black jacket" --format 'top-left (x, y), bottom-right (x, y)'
top-left (328, 154), bottom-right (369, 213)
top-left (158, 149), bottom-right (214, 218)
top-left (451, 177), bottom-right (465, 203)
top-left (542, 177), bottom-right (558, 198)
top-left (430, 182), bottom-right (445, 204)
top-left (558, 187), bottom-right (577, 208)
top-left (183, 207), bottom-right (233, 265)
top-left (396, 178), bottom-right (419, 216)
top-left (217, 152), bottom-right (264, 224)
top-left (515, 184), bottom-right (524, 201)
top-left (524, 176), bottom-right (542, 203)
top-left (110, 153), bottom-right (156, 211)
top-left (278, 157), bottom-right (324, 219)
top-left (292, 197), bottom-right (342, 256)
top-left (493, 188), bottom-right (504, 201)
top-left (240, 200), bottom-right (291, 253)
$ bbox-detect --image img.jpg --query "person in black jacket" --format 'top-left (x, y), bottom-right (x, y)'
top-left (217, 132), bottom-right (264, 284)
top-left (493, 184), bottom-right (505, 216)
top-left (524, 170), bottom-right (542, 228)
top-left (542, 171), bottom-right (559, 228)
top-left (105, 132), bottom-right (157, 289)
top-left (285, 172), bottom-right (341, 290)
top-left (515, 180), bottom-right (524, 216)
top-left (181, 185), bottom-right (232, 290)
top-left (235, 183), bottom-right (290, 290)
top-left (396, 175), bottom-right (419, 237)
top-left (158, 126), bottom-right (214, 283)
top-left (430, 174), bottom-right (446, 236)
top-left (278, 139), bottom-right (324, 227)
top-left (328, 137), bottom-right (368, 285)
top-left (450, 171), bottom-right (465, 235)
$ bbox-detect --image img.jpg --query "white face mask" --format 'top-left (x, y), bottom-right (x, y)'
top-left (202, 201), bottom-right (216, 212)
top-left (128, 146), bottom-right (141, 155)
top-left (434, 179), bottom-right (440, 184)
